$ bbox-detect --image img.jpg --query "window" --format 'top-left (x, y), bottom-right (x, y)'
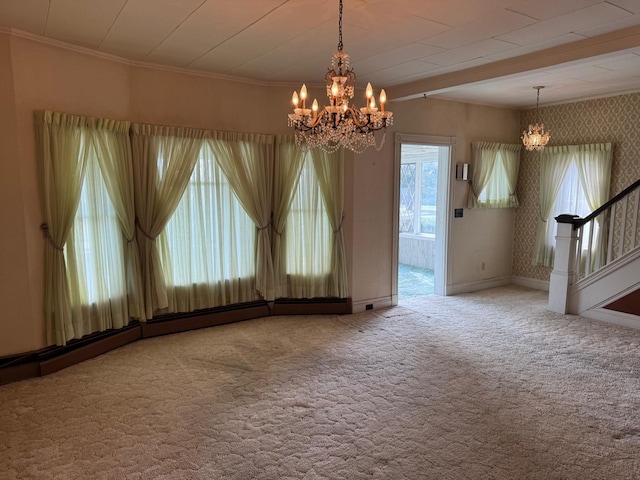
top-left (285, 153), bottom-right (333, 297)
top-left (37, 113), bottom-right (348, 345)
top-left (532, 143), bottom-right (612, 267)
top-left (477, 156), bottom-right (509, 205)
top-left (160, 144), bottom-right (258, 310)
top-left (400, 145), bottom-right (438, 236)
top-left (36, 112), bottom-right (139, 345)
top-left (468, 143), bottom-right (521, 208)
top-left (67, 146), bottom-right (127, 310)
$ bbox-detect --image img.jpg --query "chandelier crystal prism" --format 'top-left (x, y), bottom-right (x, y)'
top-left (522, 86), bottom-right (551, 151)
top-left (287, 0), bottom-right (393, 153)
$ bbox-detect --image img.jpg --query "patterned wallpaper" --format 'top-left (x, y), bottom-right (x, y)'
top-left (513, 92), bottom-right (640, 282)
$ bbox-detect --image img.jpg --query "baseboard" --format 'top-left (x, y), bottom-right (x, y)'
top-left (0, 361), bottom-right (40, 386)
top-left (580, 307), bottom-right (640, 331)
top-left (41, 325), bottom-right (142, 376)
top-left (445, 276), bottom-right (512, 296)
top-left (511, 276), bottom-right (550, 291)
top-left (142, 303), bottom-right (270, 338)
top-left (1, 299), bottom-right (354, 385)
top-left (352, 296), bottom-right (393, 313)
top-left (271, 298), bottom-right (352, 315)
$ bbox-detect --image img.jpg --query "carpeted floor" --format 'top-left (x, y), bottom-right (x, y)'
top-left (2, 286), bottom-right (640, 479)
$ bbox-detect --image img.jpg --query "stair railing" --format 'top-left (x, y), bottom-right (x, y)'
top-left (572, 179), bottom-right (640, 279)
top-left (548, 179), bottom-right (640, 313)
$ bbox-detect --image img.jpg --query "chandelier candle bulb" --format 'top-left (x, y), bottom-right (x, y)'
top-left (292, 91), bottom-right (299, 108)
top-left (312, 99), bottom-right (318, 120)
top-left (300, 84), bottom-right (307, 109)
top-left (380, 89), bottom-right (386, 113)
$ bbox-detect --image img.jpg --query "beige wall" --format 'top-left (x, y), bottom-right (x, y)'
top-left (514, 92), bottom-right (640, 282)
top-left (0, 35), bottom-right (36, 355)
top-left (351, 97), bottom-right (521, 302)
top-left (0, 31), bottom-right (521, 356)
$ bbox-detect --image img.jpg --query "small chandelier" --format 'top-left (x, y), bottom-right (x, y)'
top-left (522, 86), bottom-right (550, 151)
top-left (287, 0), bottom-right (393, 153)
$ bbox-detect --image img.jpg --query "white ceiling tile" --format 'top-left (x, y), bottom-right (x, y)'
top-left (496, 2), bottom-right (633, 46)
top-left (575, 13), bottom-right (640, 37)
top-left (365, 61), bottom-right (444, 86)
top-left (0, 0), bottom-right (49, 34)
top-left (0, 0), bottom-right (639, 108)
top-left (419, 8), bottom-right (536, 49)
top-left (100, 0), bottom-right (206, 60)
top-left (46, 0), bottom-right (127, 50)
top-left (423, 39), bottom-right (517, 66)
top-left (503, 0), bottom-right (603, 21)
top-left (593, 52), bottom-right (640, 70)
top-left (393, 0), bottom-right (505, 27)
top-left (145, 0), bottom-right (288, 67)
top-left (483, 33), bottom-right (587, 61)
top-left (350, 44), bottom-right (445, 76)
top-left (608, 0), bottom-right (640, 14)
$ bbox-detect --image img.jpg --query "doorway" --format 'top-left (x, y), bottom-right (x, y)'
top-left (392, 134), bottom-right (454, 304)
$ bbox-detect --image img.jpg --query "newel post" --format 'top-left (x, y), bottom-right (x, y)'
top-left (548, 214), bottom-right (580, 314)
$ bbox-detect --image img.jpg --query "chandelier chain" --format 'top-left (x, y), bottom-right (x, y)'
top-left (338, 0), bottom-right (343, 51)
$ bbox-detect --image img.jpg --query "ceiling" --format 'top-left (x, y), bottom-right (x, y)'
top-left (1, 0), bottom-right (640, 109)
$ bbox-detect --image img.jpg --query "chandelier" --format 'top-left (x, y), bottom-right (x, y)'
top-left (287, 0), bottom-right (393, 153)
top-left (522, 86), bottom-right (551, 151)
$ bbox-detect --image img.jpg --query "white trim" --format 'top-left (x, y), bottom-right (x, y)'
top-left (569, 250), bottom-right (640, 314)
top-left (581, 308), bottom-right (640, 331)
top-left (571, 247), bottom-right (640, 292)
top-left (444, 275), bottom-right (512, 296)
top-left (392, 133), bottom-right (456, 302)
top-left (511, 276), bottom-right (550, 291)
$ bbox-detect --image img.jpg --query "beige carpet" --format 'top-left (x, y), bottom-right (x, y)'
top-left (2, 286), bottom-right (640, 479)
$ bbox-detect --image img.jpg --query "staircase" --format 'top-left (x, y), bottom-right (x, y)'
top-left (549, 179), bottom-right (640, 329)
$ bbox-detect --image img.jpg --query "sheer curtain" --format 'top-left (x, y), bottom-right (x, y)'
top-left (207, 132), bottom-right (275, 300)
top-left (310, 149), bottom-right (348, 298)
top-left (532, 146), bottom-right (574, 266)
top-left (35, 111), bottom-right (91, 345)
top-left (131, 124), bottom-right (204, 318)
top-left (285, 154), bottom-right (332, 298)
top-left (272, 136), bottom-right (305, 298)
top-left (161, 142), bottom-right (258, 311)
top-left (467, 142), bottom-right (521, 208)
top-left (35, 111), bottom-right (141, 345)
top-left (500, 144), bottom-right (522, 208)
top-left (575, 143), bottom-right (613, 269)
top-left (468, 142), bottom-right (499, 208)
top-left (92, 119), bottom-right (145, 322)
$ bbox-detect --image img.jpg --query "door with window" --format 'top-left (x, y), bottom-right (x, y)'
top-left (393, 134), bottom-right (454, 302)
